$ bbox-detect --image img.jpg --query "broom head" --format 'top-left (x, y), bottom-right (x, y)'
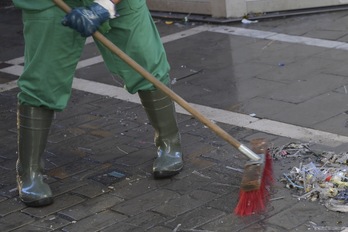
top-left (234, 151), bottom-right (273, 216)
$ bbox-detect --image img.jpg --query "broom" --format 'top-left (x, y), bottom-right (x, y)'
top-left (234, 140), bottom-right (273, 216)
top-left (53, 0), bottom-right (273, 216)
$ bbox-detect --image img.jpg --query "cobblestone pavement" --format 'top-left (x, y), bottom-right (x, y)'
top-left (2, 5), bottom-right (348, 232)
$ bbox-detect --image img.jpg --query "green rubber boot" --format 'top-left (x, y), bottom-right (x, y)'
top-left (16, 104), bottom-right (54, 207)
top-left (139, 88), bottom-right (183, 178)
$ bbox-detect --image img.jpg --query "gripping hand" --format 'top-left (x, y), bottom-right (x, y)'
top-left (62, 2), bottom-right (114, 37)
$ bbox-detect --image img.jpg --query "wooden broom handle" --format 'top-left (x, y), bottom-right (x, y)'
top-left (53, 0), bottom-right (261, 161)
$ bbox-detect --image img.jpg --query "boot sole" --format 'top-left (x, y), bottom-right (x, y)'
top-left (153, 167), bottom-right (183, 179)
top-left (22, 197), bottom-right (54, 207)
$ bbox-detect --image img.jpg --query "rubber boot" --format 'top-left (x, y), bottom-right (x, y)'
top-left (138, 88), bottom-right (183, 178)
top-left (16, 104), bottom-right (54, 207)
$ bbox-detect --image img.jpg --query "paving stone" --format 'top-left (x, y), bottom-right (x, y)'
top-left (199, 181), bottom-right (236, 195)
top-left (178, 117), bottom-right (216, 137)
top-left (119, 127), bottom-right (156, 149)
top-left (206, 193), bottom-right (238, 214)
top-left (146, 225), bottom-right (173, 232)
top-left (119, 136), bottom-right (154, 150)
top-left (314, 48), bottom-right (348, 62)
top-left (265, 185), bottom-right (302, 217)
top-left (9, 224), bottom-right (53, 232)
top-left (46, 137), bottom-right (103, 165)
top-left (0, 198), bottom-right (25, 216)
top-left (57, 102), bottom-right (99, 119)
top-left (80, 117), bottom-right (143, 137)
top-left (200, 212), bottom-right (265, 232)
top-left (42, 147), bottom-right (82, 171)
top-left (0, 183), bottom-right (18, 198)
top-left (178, 134), bottom-right (213, 157)
top-left (164, 206), bottom-right (225, 230)
top-left (240, 222), bottom-right (287, 232)
top-left (75, 63), bottom-right (119, 87)
top-left (22, 194), bottom-right (85, 219)
top-left (71, 180), bottom-right (108, 198)
top-left (243, 132), bottom-right (279, 144)
top-left (78, 42), bottom-right (101, 60)
top-left (61, 90), bottom-right (101, 107)
top-left (0, 158), bottom-right (16, 173)
top-left (68, 162), bottom-right (125, 183)
top-left (235, 96), bottom-right (295, 119)
top-left (100, 222), bottom-right (144, 232)
top-left (122, 211), bottom-right (168, 229)
top-left (113, 148), bottom-right (156, 167)
top-left (48, 133), bottom-right (102, 152)
top-left (313, 112), bottom-right (348, 136)
top-left (100, 119), bottom-right (143, 135)
top-left (152, 189), bottom-right (219, 217)
top-left (0, 196), bottom-right (7, 203)
top-left (112, 189), bottom-right (180, 216)
top-left (233, 75), bottom-right (289, 103)
top-left (270, 92), bottom-right (348, 127)
top-left (89, 99), bottom-right (138, 118)
top-left (0, 130), bottom-right (15, 147)
top-left (47, 158), bottom-right (101, 180)
top-left (0, 144), bottom-right (16, 160)
top-left (265, 201), bottom-right (320, 230)
top-left (163, 172), bottom-right (213, 194)
top-left (269, 136), bottom-right (294, 147)
top-left (58, 193), bottom-right (123, 221)
top-left (49, 179), bottom-right (89, 197)
top-left (83, 132), bottom-right (136, 149)
top-left (53, 114), bottom-right (100, 130)
top-left (200, 163), bottom-right (244, 187)
top-left (224, 126), bottom-right (256, 141)
top-left (0, 212), bottom-right (35, 231)
top-left (30, 215), bottom-right (71, 231)
top-left (200, 145), bottom-right (244, 167)
top-left (0, 115), bottom-right (16, 132)
top-left (298, 203), bottom-right (348, 229)
top-left (227, 38), bottom-right (291, 65)
top-left (257, 55), bottom-right (337, 83)
top-left (83, 136), bottom-right (140, 163)
top-left (259, 43), bottom-right (326, 68)
top-left (61, 210), bottom-right (127, 232)
top-left (88, 168), bottom-right (128, 186)
top-left (331, 142), bottom-right (348, 156)
top-left (264, 73), bottom-right (348, 104)
top-left (90, 144), bottom-right (139, 163)
top-left (173, 154), bottom-right (217, 180)
top-left (89, 129), bottom-right (115, 138)
top-left (323, 59), bottom-right (348, 78)
top-left (48, 127), bottom-right (86, 144)
top-left (110, 175), bottom-right (171, 199)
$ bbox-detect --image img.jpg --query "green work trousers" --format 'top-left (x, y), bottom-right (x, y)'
top-left (15, 0), bottom-right (170, 111)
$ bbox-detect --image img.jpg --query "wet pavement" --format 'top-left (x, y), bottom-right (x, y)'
top-left (2, 5), bottom-right (348, 232)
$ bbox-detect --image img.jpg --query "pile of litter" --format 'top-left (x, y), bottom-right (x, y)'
top-left (270, 142), bottom-right (348, 212)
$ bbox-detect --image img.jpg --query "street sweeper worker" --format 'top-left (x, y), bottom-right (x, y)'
top-left (12, 0), bottom-right (183, 207)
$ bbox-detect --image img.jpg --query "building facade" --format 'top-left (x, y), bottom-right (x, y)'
top-left (147, 0), bottom-right (348, 18)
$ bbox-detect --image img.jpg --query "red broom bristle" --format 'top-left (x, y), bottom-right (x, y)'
top-left (234, 151), bottom-right (273, 216)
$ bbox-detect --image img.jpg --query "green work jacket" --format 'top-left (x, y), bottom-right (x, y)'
top-left (12, 0), bottom-right (55, 10)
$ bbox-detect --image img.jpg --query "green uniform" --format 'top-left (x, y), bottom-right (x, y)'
top-left (12, 0), bottom-right (170, 111)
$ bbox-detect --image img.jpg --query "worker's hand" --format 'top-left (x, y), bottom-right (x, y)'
top-left (62, 1), bottom-right (116, 37)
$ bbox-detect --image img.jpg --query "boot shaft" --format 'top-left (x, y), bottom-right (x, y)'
top-left (138, 89), bottom-right (179, 138)
top-left (17, 104), bottom-right (54, 169)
